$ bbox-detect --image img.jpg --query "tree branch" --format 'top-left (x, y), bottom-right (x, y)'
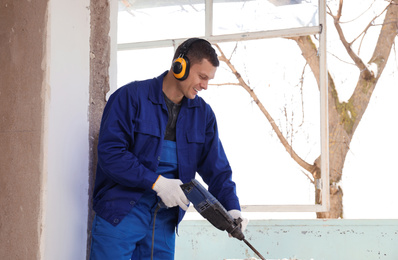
top-left (210, 83), bottom-right (241, 86)
top-left (351, 4), bottom-right (390, 55)
top-left (329, 1), bottom-right (371, 77)
top-left (214, 44), bottom-right (317, 175)
top-left (350, 1), bottom-right (398, 135)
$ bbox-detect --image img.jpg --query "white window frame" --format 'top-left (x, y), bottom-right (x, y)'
top-left (113, 0), bottom-right (330, 213)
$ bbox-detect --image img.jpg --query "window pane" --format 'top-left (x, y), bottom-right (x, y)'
top-left (118, 0), bottom-right (205, 44)
top-left (117, 38), bottom-right (321, 206)
top-left (117, 47), bottom-right (174, 87)
top-left (200, 39), bottom-right (320, 205)
top-left (115, 0), bottom-right (327, 210)
top-left (213, 0), bottom-right (319, 35)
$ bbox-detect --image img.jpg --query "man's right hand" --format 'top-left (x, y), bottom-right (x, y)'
top-left (152, 175), bottom-right (190, 211)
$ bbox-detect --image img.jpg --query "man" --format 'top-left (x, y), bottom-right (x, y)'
top-left (90, 38), bottom-right (247, 260)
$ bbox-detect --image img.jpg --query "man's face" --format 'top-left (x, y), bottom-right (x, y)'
top-left (179, 59), bottom-right (217, 100)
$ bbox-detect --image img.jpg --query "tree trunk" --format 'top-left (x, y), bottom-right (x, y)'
top-left (218, 1), bottom-right (397, 219)
top-left (293, 1), bottom-right (398, 219)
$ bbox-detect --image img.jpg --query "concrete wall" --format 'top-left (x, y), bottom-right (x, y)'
top-left (0, 0), bottom-right (106, 259)
top-left (87, 0), bottom-right (113, 258)
top-left (0, 0), bottom-right (48, 259)
top-left (176, 219), bottom-right (398, 260)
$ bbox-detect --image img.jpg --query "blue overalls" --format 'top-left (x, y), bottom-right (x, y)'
top-left (90, 140), bottom-right (179, 260)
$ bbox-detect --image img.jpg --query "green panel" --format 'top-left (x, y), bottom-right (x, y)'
top-left (176, 219), bottom-right (398, 260)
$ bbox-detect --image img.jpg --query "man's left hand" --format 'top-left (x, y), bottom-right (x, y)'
top-left (228, 209), bottom-right (249, 234)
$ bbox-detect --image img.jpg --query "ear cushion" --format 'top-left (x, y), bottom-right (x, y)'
top-left (172, 56), bottom-right (190, 81)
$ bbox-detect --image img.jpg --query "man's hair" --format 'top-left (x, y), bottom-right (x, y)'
top-left (173, 38), bottom-right (219, 67)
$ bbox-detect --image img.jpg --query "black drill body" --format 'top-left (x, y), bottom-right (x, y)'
top-left (180, 179), bottom-right (245, 240)
top-left (180, 179), bottom-right (266, 260)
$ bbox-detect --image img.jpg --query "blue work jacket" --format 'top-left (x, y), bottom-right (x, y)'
top-left (93, 71), bottom-right (240, 226)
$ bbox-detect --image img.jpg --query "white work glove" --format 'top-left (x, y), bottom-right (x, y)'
top-left (228, 209), bottom-right (249, 236)
top-left (152, 175), bottom-right (190, 211)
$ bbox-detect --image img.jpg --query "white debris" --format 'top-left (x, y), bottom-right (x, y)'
top-left (367, 62), bottom-right (378, 77)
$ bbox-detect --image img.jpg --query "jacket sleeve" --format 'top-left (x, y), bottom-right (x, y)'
top-left (97, 86), bottom-right (159, 190)
top-left (197, 104), bottom-right (241, 211)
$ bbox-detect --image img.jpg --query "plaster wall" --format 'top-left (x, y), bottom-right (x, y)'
top-left (0, 0), bottom-right (48, 259)
top-left (43, 0), bottom-right (90, 259)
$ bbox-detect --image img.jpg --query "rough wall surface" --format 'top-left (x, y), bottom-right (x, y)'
top-left (177, 219), bottom-right (398, 260)
top-left (0, 0), bottom-right (48, 259)
top-left (87, 0), bottom-right (110, 258)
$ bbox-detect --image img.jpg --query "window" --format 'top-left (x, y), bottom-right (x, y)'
top-left (115, 0), bottom-right (329, 217)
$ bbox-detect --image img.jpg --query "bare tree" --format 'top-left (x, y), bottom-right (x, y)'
top-left (216, 0), bottom-right (398, 218)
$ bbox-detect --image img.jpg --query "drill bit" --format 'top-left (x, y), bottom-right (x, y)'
top-left (243, 238), bottom-right (266, 260)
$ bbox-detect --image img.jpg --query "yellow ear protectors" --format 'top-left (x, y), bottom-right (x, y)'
top-left (172, 38), bottom-right (210, 81)
top-left (172, 55), bottom-right (189, 81)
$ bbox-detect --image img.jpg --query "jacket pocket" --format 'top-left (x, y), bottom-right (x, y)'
top-left (135, 120), bottom-right (161, 137)
top-left (132, 120), bottom-right (161, 169)
top-left (186, 129), bottom-right (205, 164)
top-left (186, 129), bottom-right (205, 143)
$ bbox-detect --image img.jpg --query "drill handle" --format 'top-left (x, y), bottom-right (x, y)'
top-left (228, 216), bottom-right (245, 240)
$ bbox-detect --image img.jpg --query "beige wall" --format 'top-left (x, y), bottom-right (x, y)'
top-left (0, 0), bottom-right (111, 259)
top-left (0, 0), bottom-right (49, 259)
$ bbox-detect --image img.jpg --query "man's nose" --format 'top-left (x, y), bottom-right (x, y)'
top-left (201, 81), bottom-right (208, 90)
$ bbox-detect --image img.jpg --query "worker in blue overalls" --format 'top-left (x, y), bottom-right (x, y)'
top-left (89, 38), bottom-right (248, 260)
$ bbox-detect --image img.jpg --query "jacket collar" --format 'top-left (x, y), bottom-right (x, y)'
top-left (148, 71), bottom-right (200, 108)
